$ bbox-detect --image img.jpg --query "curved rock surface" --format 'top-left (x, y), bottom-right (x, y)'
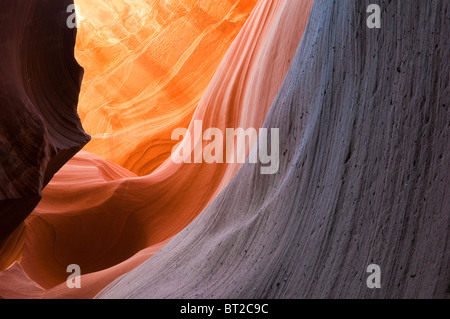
top-left (0, 0), bottom-right (313, 298)
top-left (0, 0), bottom-right (90, 244)
top-left (99, 0), bottom-right (449, 298)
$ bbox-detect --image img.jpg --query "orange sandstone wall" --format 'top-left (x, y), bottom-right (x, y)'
top-left (75, 0), bottom-right (258, 176)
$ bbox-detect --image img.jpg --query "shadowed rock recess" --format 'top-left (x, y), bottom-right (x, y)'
top-left (0, 0), bottom-right (90, 243)
top-left (0, 0), bottom-right (448, 299)
top-left (99, 0), bottom-right (449, 298)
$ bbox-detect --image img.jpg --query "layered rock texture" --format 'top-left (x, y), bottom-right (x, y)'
top-left (0, 0), bottom-right (448, 299)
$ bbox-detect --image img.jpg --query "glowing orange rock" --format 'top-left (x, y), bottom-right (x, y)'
top-left (75, 0), bottom-right (258, 176)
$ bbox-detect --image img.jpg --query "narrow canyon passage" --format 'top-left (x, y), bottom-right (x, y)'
top-left (0, 0), bottom-right (448, 299)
